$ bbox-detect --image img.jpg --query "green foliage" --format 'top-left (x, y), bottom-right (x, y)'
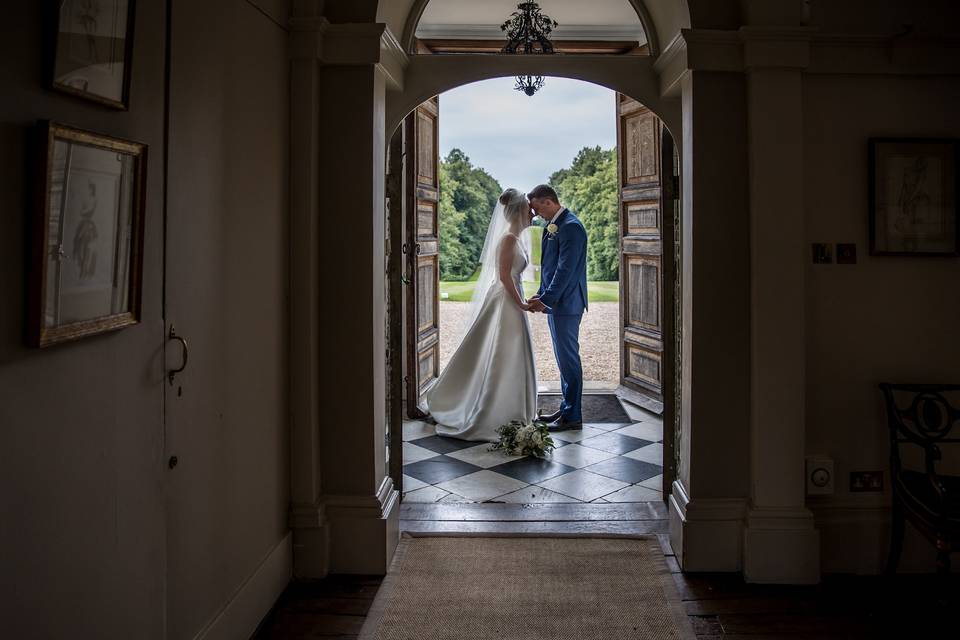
top-left (438, 149), bottom-right (502, 280)
top-left (550, 146), bottom-right (619, 281)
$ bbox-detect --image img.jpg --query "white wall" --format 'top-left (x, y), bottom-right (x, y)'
top-left (804, 73), bottom-right (960, 573)
top-left (0, 2), bottom-right (167, 637)
top-left (0, 0), bottom-right (292, 636)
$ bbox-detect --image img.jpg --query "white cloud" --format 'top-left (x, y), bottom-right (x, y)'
top-left (439, 77), bottom-right (617, 191)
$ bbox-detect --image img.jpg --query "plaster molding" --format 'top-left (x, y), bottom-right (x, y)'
top-left (668, 480), bottom-right (746, 572)
top-left (379, 26), bottom-right (410, 90)
top-left (323, 476), bottom-right (397, 517)
top-left (196, 533), bottom-right (292, 640)
top-left (739, 27), bottom-right (813, 71)
top-left (415, 23), bottom-right (647, 43)
top-left (742, 504), bottom-right (820, 584)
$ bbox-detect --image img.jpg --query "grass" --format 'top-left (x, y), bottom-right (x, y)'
top-left (440, 279), bottom-right (619, 303)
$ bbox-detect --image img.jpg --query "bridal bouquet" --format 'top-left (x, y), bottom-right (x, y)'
top-left (490, 421), bottom-right (555, 458)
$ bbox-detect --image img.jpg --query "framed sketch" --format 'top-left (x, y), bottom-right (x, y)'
top-left (29, 122), bottom-right (147, 347)
top-left (869, 138), bottom-right (959, 256)
top-left (50, 0), bottom-right (136, 109)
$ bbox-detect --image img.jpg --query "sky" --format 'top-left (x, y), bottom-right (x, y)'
top-left (439, 77), bottom-right (617, 191)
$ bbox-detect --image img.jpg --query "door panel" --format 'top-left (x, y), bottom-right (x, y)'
top-left (618, 96), bottom-right (664, 399)
top-left (405, 97), bottom-right (440, 416)
top-left (164, 2), bottom-right (289, 638)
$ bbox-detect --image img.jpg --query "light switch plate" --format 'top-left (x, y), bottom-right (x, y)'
top-left (805, 456), bottom-right (834, 495)
top-left (812, 243), bottom-right (833, 264)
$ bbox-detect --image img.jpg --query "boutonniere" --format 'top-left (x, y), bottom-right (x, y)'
top-left (546, 223), bottom-right (559, 236)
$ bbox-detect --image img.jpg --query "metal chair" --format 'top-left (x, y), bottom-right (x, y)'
top-left (881, 383), bottom-right (960, 578)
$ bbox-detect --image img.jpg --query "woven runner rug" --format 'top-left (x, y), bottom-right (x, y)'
top-left (358, 533), bottom-right (695, 640)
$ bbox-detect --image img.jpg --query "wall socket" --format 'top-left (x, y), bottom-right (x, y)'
top-left (850, 471), bottom-right (883, 492)
top-left (805, 456), bottom-right (834, 495)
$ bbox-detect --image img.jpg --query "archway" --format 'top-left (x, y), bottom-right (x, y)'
top-left (385, 73), bottom-right (680, 508)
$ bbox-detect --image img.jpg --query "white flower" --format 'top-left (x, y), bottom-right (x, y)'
top-left (546, 223), bottom-right (559, 235)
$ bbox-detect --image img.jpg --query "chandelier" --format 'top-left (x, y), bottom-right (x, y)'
top-left (500, 2), bottom-right (558, 97)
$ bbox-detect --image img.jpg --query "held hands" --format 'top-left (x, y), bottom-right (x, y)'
top-left (526, 296), bottom-right (547, 313)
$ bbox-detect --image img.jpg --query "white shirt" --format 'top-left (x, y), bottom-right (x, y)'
top-left (549, 207), bottom-right (566, 226)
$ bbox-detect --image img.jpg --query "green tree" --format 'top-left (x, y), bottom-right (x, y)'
top-left (438, 149), bottom-right (502, 280)
top-left (550, 146), bottom-right (619, 281)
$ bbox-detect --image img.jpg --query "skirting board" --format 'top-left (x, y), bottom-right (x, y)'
top-left (196, 532), bottom-right (292, 640)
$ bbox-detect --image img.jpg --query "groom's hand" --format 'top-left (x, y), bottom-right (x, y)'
top-left (527, 297), bottom-right (547, 313)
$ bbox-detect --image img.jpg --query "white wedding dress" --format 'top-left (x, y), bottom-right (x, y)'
top-left (423, 235), bottom-right (538, 442)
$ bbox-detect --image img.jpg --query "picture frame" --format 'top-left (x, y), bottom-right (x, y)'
top-left (49, 0), bottom-right (137, 110)
top-left (869, 138), bottom-right (959, 256)
top-left (28, 121), bottom-right (147, 347)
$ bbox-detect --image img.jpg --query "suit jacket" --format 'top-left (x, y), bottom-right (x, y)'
top-left (537, 209), bottom-right (588, 315)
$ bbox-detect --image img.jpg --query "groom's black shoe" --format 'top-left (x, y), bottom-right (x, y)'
top-left (547, 418), bottom-right (583, 432)
top-left (537, 409), bottom-right (562, 423)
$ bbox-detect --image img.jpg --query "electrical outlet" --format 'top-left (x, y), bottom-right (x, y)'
top-left (836, 243), bottom-right (857, 264)
top-left (811, 243), bottom-right (833, 264)
top-left (850, 471), bottom-right (883, 492)
top-left (805, 456), bottom-right (834, 495)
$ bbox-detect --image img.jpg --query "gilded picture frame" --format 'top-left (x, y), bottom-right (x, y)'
top-left (869, 138), bottom-right (959, 256)
top-left (29, 122), bottom-right (147, 347)
top-left (49, 0), bottom-right (137, 110)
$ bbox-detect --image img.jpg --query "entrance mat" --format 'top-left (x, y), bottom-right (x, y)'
top-left (538, 393), bottom-right (631, 424)
top-left (359, 533), bottom-right (695, 640)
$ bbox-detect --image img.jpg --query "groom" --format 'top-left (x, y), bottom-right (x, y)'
top-left (526, 185), bottom-right (588, 431)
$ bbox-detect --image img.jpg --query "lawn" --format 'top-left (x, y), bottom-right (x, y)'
top-left (440, 279), bottom-right (619, 303)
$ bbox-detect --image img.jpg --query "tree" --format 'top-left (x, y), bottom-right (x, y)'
top-left (550, 146), bottom-right (619, 281)
top-left (438, 149), bottom-right (502, 280)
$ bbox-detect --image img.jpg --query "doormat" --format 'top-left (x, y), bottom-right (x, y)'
top-left (359, 533), bottom-right (695, 640)
top-left (538, 393), bottom-right (631, 424)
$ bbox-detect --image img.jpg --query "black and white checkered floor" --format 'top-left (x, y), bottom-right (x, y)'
top-left (401, 399), bottom-right (664, 504)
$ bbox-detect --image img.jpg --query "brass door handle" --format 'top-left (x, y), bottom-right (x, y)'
top-left (168, 324), bottom-right (189, 385)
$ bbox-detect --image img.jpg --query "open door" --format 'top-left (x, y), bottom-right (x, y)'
top-left (617, 95), bottom-right (665, 403)
top-left (405, 97), bottom-right (440, 417)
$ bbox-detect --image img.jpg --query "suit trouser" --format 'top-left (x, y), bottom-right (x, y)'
top-left (547, 313), bottom-right (584, 423)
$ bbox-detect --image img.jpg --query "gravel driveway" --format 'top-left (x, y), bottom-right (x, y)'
top-left (439, 301), bottom-right (620, 386)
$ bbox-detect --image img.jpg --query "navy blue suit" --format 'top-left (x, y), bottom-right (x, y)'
top-left (537, 209), bottom-right (588, 422)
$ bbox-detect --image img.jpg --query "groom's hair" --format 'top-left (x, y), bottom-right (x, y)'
top-left (528, 184), bottom-right (559, 203)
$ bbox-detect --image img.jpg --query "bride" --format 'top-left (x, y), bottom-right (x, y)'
top-left (422, 188), bottom-right (538, 441)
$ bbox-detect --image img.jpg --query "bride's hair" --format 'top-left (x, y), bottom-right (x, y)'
top-left (498, 188), bottom-right (527, 226)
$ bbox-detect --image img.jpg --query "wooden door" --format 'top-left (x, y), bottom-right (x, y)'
top-left (405, 97), bottom-right (440, 417)
top-left (164, 2), bottom-right (288, 638)
top-left (617, 95), bottom-right (665, 402)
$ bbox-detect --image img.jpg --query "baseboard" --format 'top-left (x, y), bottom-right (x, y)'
top-left (327, 477), bottom-right (401, 574)
top-left (195, 532), bottom-right (292, 640)
top-left (668, 480), bottom-right (745, 572)
top-left (742, 506), bottom-right (820, 584)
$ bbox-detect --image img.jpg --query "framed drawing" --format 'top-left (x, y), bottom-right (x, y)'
top-left (869, 138), bottom-right (958, 256)
top-left (50, 0), bottom-right (136, 109)
top-left (29, 122), bottom-right (147, 347)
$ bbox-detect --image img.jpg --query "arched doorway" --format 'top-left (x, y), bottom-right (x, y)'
top-left (384, 74), bottom-right (680, 508)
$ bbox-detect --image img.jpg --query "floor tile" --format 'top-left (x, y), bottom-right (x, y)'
top-left (624, 442), bottom-right (664, 465)
top-left (402, 474), bottom-right (428, 492)
top-left (489, 456), bottom-right (577, 484)
top-left (579, 432), bottom-right (653, 455)
top-left (614, 422), bottom-right (663, 442)
top-left (549, 426), bottom-right (606, 443)
top-left (638, 474), bottom-right (664, 490)
top-left (604, 484), bottom-right (664, 503)
top-left (591, 497), bottom-right (610, 503)
top-left (402, 442), bottom-right (440, 464)
top-left (496, 486), bottom-right (579, 504)
top-left (538, 469), bottom-right (629, 502)
top-left (435, 470), bottom-right (528, 502)
top-left (547, 443), bottom-right (617, 469)
top-left (586, 456), bottom-right (662, 484)
top-left (403, 456), bottom-right (483, 485)
top-left (402, 420), bottom-right (435, 442)
top-left (445, 443), bottom-right (520, 469)
top-left (584, 422), bottom-right (632, 432)
top-left (402, 485), bottom-right (449, 503)
top-left (408, 434), bottom-right (482, 455)
top-left (438, 492), bottom-right (475, 503)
